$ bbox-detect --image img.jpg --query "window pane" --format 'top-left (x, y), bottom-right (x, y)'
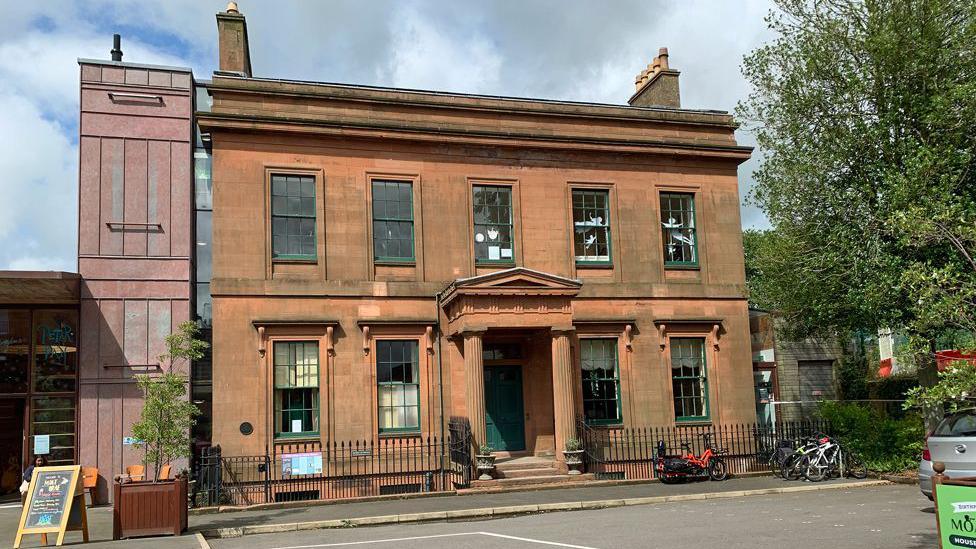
top-left (661, 192), bottom-right (697, 265)
top-left (670, 337), bottom-right (708, 419)
top-left (580, 339), bottom-right (620, 423)
top-left (271, 174), bottom-right (316, 259)
top-left (32, 396), bottom-right (75, 464)
top-left (376, 340), bottom-right (421, 432)
top-left (573, 189), bottom-right (611, 263)
top-left (33, 310), bottom-right (78, 393)
top-left (372, 180), bottom-right (414, 260)
top-left (473, 185), bottom-right (513, 263)
top-left (0, 309), bottom-right (30, 393)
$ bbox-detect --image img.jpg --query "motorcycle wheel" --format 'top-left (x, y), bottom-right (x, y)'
top-left (709, 459), bottom-right (729, 481)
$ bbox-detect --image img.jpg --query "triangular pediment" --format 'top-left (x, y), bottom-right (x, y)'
top-left (453, 267), bottom-right (581, 291)
top-left (440, 267), bottom-right (581, 308)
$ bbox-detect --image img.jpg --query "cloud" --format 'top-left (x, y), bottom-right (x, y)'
top-left (0, 0), bottom-right (776, 270)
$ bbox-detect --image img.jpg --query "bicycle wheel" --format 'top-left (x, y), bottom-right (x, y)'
top-left (783, 454), bottom-right (804, 480)
top-left (803, 455), bottom-right (827, 482)
top-left (709, 458), bottom-right (729, 481)
top-left (769, 455), bottom-right (782, 477)
top-left (846, 453), bottom-right (868, 479)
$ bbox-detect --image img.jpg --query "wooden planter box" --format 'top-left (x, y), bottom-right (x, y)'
top-left (112, 477), bottom-right (187, 539)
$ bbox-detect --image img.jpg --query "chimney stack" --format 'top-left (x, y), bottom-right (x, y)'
top-left (110, 34), bottom-right (123, 62)
top-left (216, 1), bottom-right (252, 77)
top-left (628, 47), bottom-right (680, 108)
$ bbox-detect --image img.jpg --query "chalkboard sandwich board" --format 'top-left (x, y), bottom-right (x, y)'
top-left (13, 465), bottom-right (89, 548)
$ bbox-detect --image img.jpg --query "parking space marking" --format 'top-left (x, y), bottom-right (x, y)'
top-left (269, 532), bottom-right (477, 548)
top-left (266, 531), bottom-right (600, 549)
top-left (478, 532), bottom-right (600, 548)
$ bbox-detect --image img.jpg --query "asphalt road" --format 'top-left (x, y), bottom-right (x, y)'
top-left (207, 484), bottom-right (937, 549)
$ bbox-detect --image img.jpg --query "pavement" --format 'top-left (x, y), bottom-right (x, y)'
top-left (0, 476), bottom-right (923, 548)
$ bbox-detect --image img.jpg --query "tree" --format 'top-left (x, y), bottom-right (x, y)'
top-left (131, 321), bottom-right (208, 482)
top-left (738, 0), bottom-right (976, 355)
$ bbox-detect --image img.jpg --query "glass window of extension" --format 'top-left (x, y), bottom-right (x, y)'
top-left (0, 309), bottom-right (30, 393)
top-left (572, 189), bottom-right (611, 264)
top-left (671, 337), bottom-right (709, 421)
top-left (660, 192), bottom-right (697, 266)
top-left (377, 340), bottom-right (420, 433)
top-left (372, 180), bottom-right (414, 262)
top-left (472, 185), bottom-right (514, 263)
top-left (581, 338), bottom-right (621, 424)
top-left (271, 174), bottom-right (316, 260)
top-left (273, 341), bottom-right (319, 437)
top-left (33, 310), bottom-right (78, 393)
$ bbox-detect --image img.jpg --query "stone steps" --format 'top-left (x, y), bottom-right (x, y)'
top-left (471, 473), bottom-right (596, 489)
top-left (496, 467), bottom-right (562, 479)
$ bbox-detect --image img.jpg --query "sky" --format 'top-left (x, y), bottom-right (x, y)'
top-left (0, 0), bottom-right (776, 272)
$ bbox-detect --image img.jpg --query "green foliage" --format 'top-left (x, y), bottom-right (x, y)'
top-left (564, 438), bottom-right (583, 452)
top-left (131, 321), bottom-right (208, 481)
top-left (904, 362), bottom-right (976, 413)
top-left (738, 0), bottom-right (976, 345)
top-left (819, 401), bottom-right (924, 472)
top-left (478, 444), bottom-right (494, 455)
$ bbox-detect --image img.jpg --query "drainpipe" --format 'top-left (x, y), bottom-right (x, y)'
top-left (434, 288), bottom-right (447, 444)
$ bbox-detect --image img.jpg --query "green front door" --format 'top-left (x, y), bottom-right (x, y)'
top-left (484, 365), bottom-right (525, 451)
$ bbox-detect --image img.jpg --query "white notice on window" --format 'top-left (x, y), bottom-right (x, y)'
top-left (500, 248), bottom-right (512, 259)
top-left (488, 246), bottom-right (501, 260)
top-left (291, 419), bottom-right (303, 433)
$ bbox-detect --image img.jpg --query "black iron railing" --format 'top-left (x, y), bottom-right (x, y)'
top-left (193, 423), bottom-right (472, 507)
top-left (576, 418), bottom-right (832, 480)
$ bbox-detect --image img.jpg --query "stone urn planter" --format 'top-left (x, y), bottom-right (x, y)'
top-left (475, 444), bottom-right (496, 481)
top-left (563, 438), bottom-right (585, 475)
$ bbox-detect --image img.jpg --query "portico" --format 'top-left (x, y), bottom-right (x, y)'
top-left (441, 268), bottom-right (582, 466)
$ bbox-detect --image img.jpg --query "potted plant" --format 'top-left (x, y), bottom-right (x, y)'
top-left (475, 443), bottom-right (496, 480)
top-left (563, 438), bottom-right (585, 475)
top-left (113, 321), bottom-right (207, 539)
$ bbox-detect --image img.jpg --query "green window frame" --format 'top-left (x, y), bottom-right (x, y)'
top-left (572, 189), bottom-right (612, 265)
top-left (660, 192), bottom-right (698, 267)
top-left (273, 341), bottom-right (320, 438)
top-left (271, 174), bottom-right (317, 260)
top-left (472, 185), bottom-right (515, 264)
top-left (372, 180), bottom-right (415, 262)
top-left (377, 340), bottom-right (420, 433)
top-left (580, 338), bottom-right (622, 425)
top-left (670, 337), bottom-right (709, 421)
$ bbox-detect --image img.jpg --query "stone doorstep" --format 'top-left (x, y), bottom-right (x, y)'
top-left (199, 479), bottom-right (893, 539)
top-left (495, 467), bottom-right (563, 479)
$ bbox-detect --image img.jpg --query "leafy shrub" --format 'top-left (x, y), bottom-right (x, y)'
top-left (818, 401), bottom-right (924, 473)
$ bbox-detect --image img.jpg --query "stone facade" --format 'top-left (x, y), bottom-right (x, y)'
top-left (200, 7), bottom-right (755, 468)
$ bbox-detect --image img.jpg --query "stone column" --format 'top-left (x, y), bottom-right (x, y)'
top-left (463, 330), bottom-right (487, 449)
top-left (551, 328), bottom-right (577, 467)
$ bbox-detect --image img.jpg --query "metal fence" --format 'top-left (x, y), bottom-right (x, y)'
top-left (577, 418), bottom-right (832, 480)
top-left (193, 419), bottom-right (472, 507)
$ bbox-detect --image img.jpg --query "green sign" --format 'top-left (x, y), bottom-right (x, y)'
top-left (937, 483), bottom-right (976, 547)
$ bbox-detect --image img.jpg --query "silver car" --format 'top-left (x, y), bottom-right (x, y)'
top-left (920, 409), bottom-right (976, 500)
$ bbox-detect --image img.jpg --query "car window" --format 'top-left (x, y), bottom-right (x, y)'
top-left (934, 411), bottom-right (976, 436)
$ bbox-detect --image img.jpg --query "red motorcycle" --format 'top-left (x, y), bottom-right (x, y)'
top-left (655, 433), bottom-right (729, 483)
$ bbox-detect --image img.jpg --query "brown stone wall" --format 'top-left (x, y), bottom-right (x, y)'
top-left (206, 75), bottom-right (754, 455)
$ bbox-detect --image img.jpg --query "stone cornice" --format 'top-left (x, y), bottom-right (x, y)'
top-left (197, 111), bottom-right (752, 162)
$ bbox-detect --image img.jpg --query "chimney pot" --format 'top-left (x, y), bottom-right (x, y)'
top-left (110, 33), bottom-right (123, 62)
top-left (628, 46), bottom-right (680, 108)
top-left (226, 1), bottom-right (239, 13)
